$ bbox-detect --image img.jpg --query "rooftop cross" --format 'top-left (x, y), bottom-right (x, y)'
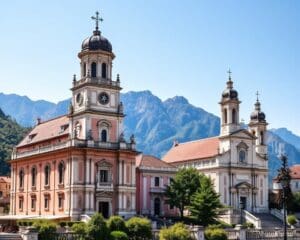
top-left (227, 69), bottom-right (232, 80)
top-left (256, 91), bottom-right (260, 101)
top-left (91, 11), bottom-right (103, 31)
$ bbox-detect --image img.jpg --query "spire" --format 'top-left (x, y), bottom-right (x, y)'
top-left (255, 91), bottom-right (261, 111)
top-left (226, 68), bottom-right (233, 89)
top-left (91, 11), bottom-right (103, 35)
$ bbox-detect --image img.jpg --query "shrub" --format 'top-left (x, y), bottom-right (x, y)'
top-left (87, 213), bottom-right (108, 240)
top-left (242, 222), bottom-right (254, 229)
top-left (71, 222), bottom-right (87, 235)
top-left (67, 221), bottom-right (74, 227)
top-left (205, 228), bottom-right (228, 240)
top-left (107, 216), bottom-right (127, 232)
top-left (110, 231), bottom-right (128, 240)
top-left (287, 215), bottom-right (297, 226)
top-left (159, 223), bottom-right (191, 240)
top-left (126, 217), bottom-right (152, 240)
top-left (32, 220), bottom-right (57, 240)
top-left (59, 221), bottom-right (67, 228)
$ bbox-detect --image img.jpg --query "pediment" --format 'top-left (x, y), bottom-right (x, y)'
top-left (230, 129), bottom-right (255, 139)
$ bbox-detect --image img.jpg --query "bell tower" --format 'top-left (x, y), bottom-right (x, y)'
top-left (219, 70), bottom-right (241, 136)
top-left (248, 92), bottom-right (268, 158)
top-left (70, 12), bottom-right (124, 143)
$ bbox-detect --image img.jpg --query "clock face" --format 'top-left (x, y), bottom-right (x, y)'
top-left (98, 92), bottom-right (109, 105)
top-left (76, 93), bottom-right (83, 106)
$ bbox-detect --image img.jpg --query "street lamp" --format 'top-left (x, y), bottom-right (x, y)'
top-left (278, 155), bottom-right (290, 240)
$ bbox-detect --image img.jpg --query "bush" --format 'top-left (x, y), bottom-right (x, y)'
top-left (242, 222), bottom-right (254, 229)
top-left (126, 217), bottom-right (152, 240)
top-left (107, 216), bottom-right (127, 232)
top-left (288, 215), bottom-right (297, 226)
top-left (110, 231), bottom-right (128, 240)
top-left (71, 222), bottom-right (87, 235)
top-left (159, 223), bottom-right (191, 240)
top-left (67, 221), bottom-right (74, 227)
top-left (205, 228), bottom-right (228, 240)
top-left (59, 221), bottom-right (66, 228)
top-left (87, 213), bottom-right (108, 240)
top-left (32, 220), bottom-right (57, 240)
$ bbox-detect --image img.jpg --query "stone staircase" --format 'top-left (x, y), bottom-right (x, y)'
top-left (0, 233), bottom-right (22, 240)
top-left (253, 213), bottom-right (284, 228)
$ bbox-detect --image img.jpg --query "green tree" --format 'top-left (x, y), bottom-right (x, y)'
top-left (86, 213), bottom-right (108, 240)
top-left (164, 168), bottom-right (201, 219)
top-left (189, 176), bottom-right (222, 226)
top-left (71, 222), bottom-right (87, 235)
top-left (205, 228), bottom-right (228, 240)
top-left (125, 217), bottom-right (152, 240)
top-left (110, 231), bottom-right (129, 240)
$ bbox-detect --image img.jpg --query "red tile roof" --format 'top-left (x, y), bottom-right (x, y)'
top-left (290, 165), bottom-right (300, 179)
top-left (136, 154), bottom-right (176, 169)
top-left (18, 115), bottom-right (69, 147)
top-left (162, 137), bottom-right (219, 163)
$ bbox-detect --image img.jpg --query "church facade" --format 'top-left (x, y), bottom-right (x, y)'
top-left (163, 75), bottom-right (269, 213)
top-left (9, 13), bottom-right (138, 220)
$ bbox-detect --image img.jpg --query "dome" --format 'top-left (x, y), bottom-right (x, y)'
top-left (250, 111), bottom-right (266, 122)
top-left (222, 88), bottom-right (238, 100)
top-left (81, 30), bottom-right (112, 52)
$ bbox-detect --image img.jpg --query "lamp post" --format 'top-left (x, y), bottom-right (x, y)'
top-left (278, 155), bottom-right (290, 240)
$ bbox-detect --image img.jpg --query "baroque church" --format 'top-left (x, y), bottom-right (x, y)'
top-left (163, 74), bottom-right (269, 213)
top-left (9, 13), bottom-right (138, 220)
top-left (8, 12), bottom-right (269, 221)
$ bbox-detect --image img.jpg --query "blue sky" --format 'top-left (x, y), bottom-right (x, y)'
top-left (0, 1), bottom-right (299, 134)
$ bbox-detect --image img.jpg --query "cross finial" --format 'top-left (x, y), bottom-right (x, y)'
top-left (227, 68), bottom-right (232, 78)
top-left (256, 91), bottom-right (260, 101)
top-left (91, 11), bottom-right (103, 31)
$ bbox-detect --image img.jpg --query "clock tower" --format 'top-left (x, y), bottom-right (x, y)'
top-left (70, 12), bottom-right (123, 143)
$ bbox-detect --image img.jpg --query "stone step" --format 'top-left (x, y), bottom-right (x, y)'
top-left (0, 233), bottom-right (22, 240)
top-left (253, 213), bottom-right (283, 228)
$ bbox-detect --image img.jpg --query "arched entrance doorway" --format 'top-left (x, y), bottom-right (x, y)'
top-left (154, 198), bottom-right (160, 216)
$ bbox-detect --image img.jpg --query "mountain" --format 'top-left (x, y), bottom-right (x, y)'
top-left (0, 91), bottom-right (300, 182)
top-left (0, 108), bottom-right (28, 175)
top-left (0, 93), bottom-right (69, 127)
top-left (270, 128), bottom-right (300, 151)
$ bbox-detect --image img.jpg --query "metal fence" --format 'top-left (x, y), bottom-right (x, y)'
top-left (38, 232), bottom-right (86, 240)
top-left (246, 229), bottom-right (300, 240)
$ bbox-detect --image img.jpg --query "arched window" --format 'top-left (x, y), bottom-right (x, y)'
top-left (232, 108), bottom-right (236, 124)
top-left (31, 167), bottom-right (37, 187)
top-left (44, 165), bottom-right (50, 186)
top-left (91, 62), bottom-right (97, 77)
top-left (19, 169), bottom-right (24, 188)
top-left (223, 109), bottom-right (228, 124)
top-left (58, 162), bottom-right (64, 184)
top-left (239, 150), bottom-right (246, 163)
top-left (101, 63), bottom-right (107, 78)
top-left (260, 131), bottom-right (264, 145)
top-left (101, 129), bottom-right (107, 142)
top-left (83, 63), bottom-right (87, 77)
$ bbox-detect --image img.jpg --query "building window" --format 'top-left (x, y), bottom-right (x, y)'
top-left (58, 161), bottom-right (64, 184)
top-left (232, 108), bottom-right (236, 124)
top-left (91, 62), bottom-right (97, 77)
top-left (223, 109), bottom-right (227, 124)
top-left (296, 181), bottom-right (299, 189)
top-left (31, 167), bottom-right (37, 187)
top-left (260, 131), bottom-right (264, 145)
top-left (19, 169), bottom-right (24, 189)
top-left (58, 194), bottom-right (64, 209)
top-left (101, 129), bottom-right (107, 142)
top-left (101, 63), bottom-right (107, 78)
top-left (19, 197), bottom-right (24, 211)
top-left (44, 195), bottom-right (50, 210)
top-left (100, 170), bottom-right (108, 183)
top-left (154, 177), bottom-right (160, 187)
top-left (31, 196), bottom-right (36, 211)
top-left (83, 63), bottom-right (86, 77)
top-left (44, 165), bottom-right (50, 186)
top-left (239, 150), bottom-right (246, 163)
top-left (0, 191), bottom-right (3, 198)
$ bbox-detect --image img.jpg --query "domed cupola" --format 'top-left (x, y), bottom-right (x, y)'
top-left (250, 92), bottom-right (266, 122)
top-left (81, 12), bottom-right (112, 53)
top-left (221, 70), bottom-right (239, 101)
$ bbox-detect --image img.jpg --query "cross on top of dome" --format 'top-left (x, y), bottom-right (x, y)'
top-left (91, 11), bottom-right (103, 32)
